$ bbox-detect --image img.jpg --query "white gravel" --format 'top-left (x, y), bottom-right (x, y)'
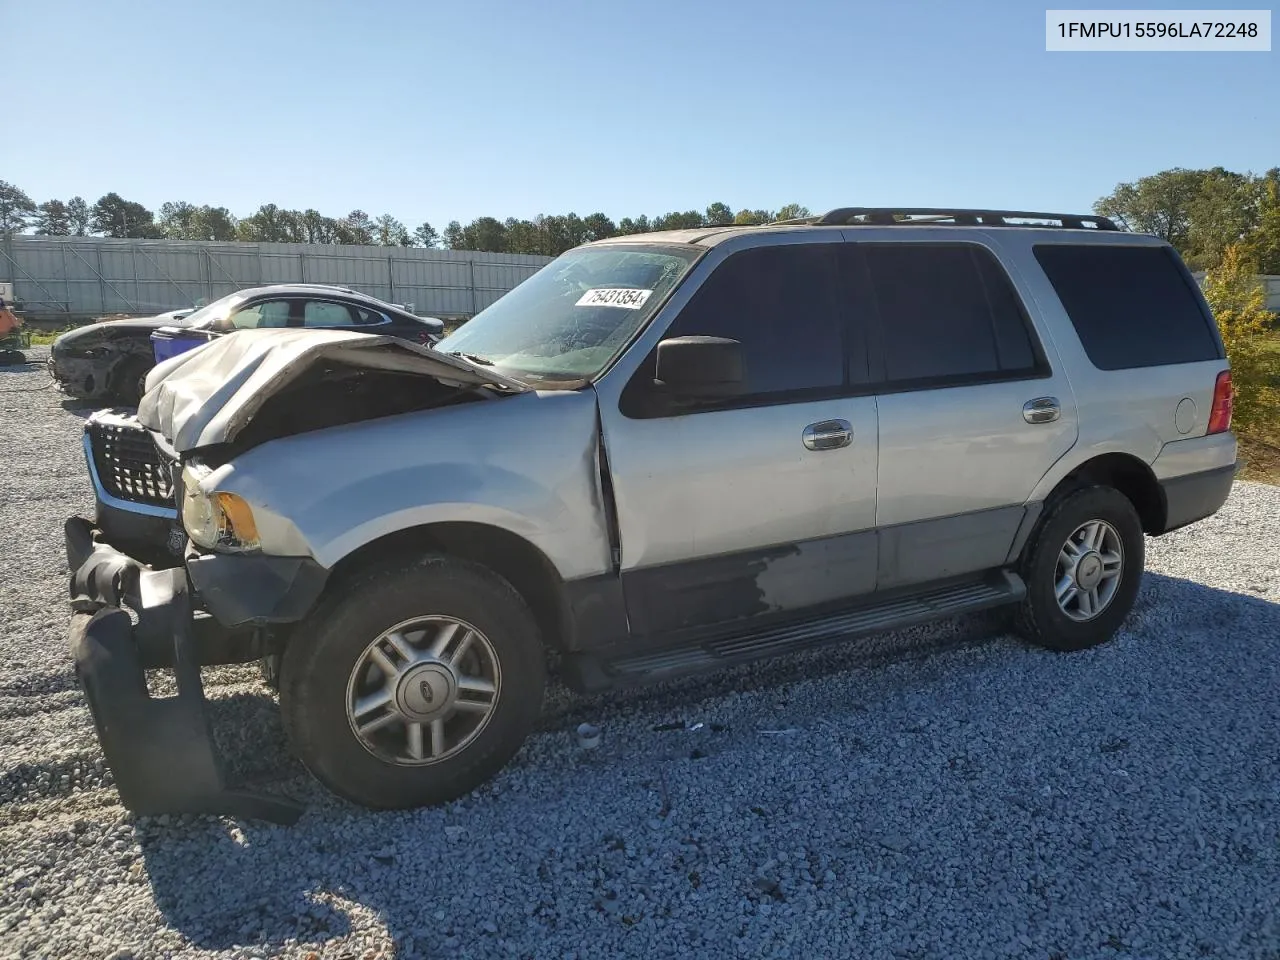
top-left (2, 348), bottom-right (1279, 960)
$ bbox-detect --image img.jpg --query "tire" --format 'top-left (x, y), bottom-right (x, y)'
top-left (112, 358), bottom-right (151, 405)
top-left (1013, 485), bottom-right (1144, 652)
top-left (279, 554), bottom-right (546, 810)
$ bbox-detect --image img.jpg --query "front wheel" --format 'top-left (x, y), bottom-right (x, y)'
top-left (112, 358), bottom-right (151, 405)
top-left (1014, 485), bottom-right (1144, 652)
top-left (279, 554), bottom-right (546, 809)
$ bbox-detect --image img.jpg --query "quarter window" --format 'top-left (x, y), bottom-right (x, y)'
top-left (1033, 244), bottom-right (1223, 370)
top-left (351, 306), bottom-right (387, 325)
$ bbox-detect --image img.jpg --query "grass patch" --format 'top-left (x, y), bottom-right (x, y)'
top-left (1237, 331), bottom-right (1280, 484)
top-left (27, 328), bottom-right (72, 346)
top-left (1238, 432), bottom-right (1280, 484)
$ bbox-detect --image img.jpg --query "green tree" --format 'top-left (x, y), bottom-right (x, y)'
top-left (1184, 168), bottom-right (1260, 270)
top-left (582, 212), bottom-right (617, 242)
top-left (236, 203), bottom-right (294, 242)
top-left (775, 203), bottom-right (811, 221)
top-left (1243, 178), bottom-right (1280, 275)
top-left (733, 208), bottom-right (773, 225)
top-left (0, 180), bottom-right (37, 233)
top-left (1201, 244), bottom-right (1280, 432)
top-left (67, 196), bottom-right (91, 235)
top-left (538, 215), bottom-right (571, 254)
top-left (413, 221), bottom-right (440, 248)
top-left (192, 205), bottom-right (237, 241)
top-left (616, 215), bottom-right (650, 235)
top-left (1093, 168), bottom-right (1208, 248)
top-left (158, 201), bottom-right (200, 239)
top-left (338, 210), bottom-right (376, 245)
top-left (35, 199), bottom-right (71, 235)
top-left (375, 214), bottom-right (411, 246)
top-left (652, 210), bottom-right (705, 231)
top-left (90, 192), bottom-right (161, 238)
top-left (442, 220), bottom-right (464, 249)
top-left (451, 216), bottom-right (507, 252)
top-left (704, 202), bottom-right (734, 226)
top-left (298, 209), bottom-right (336, 244)
top-left (503, 218), bottom-right (541, 254)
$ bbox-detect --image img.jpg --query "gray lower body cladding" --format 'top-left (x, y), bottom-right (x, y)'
top-left (1159, 463), bottom-right (1237, 534)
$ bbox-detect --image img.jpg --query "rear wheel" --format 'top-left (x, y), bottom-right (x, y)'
top-left (1014, 485), bottom-right (1144, 652)
top-left (279, 554), bottom-right (546, 810)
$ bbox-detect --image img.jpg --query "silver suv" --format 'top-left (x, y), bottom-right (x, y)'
top-left (65, 208), bottom-right (1238, 821)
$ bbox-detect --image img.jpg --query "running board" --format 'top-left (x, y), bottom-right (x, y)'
top-left (564, 572), bottom-right (1024, 692)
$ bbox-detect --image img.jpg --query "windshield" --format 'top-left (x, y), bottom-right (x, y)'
top-left (182, 291), bottom-right (250, 329)
top-left (435, 244), bottom-right (702, 381)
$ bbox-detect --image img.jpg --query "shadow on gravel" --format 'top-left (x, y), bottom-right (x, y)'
top-left (59, 398), bottom-right (105, 418)
top-left (130, 570), bottom-right (1280, 957)
top-left (0, 360), bottom-right (41, 374)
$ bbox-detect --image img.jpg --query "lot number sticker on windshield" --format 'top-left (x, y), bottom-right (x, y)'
top-left (575, 287), bottom-right (653, 309)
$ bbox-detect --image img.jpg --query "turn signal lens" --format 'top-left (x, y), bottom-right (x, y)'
top-left (215, 492), bottom-right (261, 550)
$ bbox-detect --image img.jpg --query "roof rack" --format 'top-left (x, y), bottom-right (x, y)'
top-left (811, 208), bottom-right (1121, 231)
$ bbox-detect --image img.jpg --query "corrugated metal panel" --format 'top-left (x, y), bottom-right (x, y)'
top-left (1, 236), bottom-right (552, 319)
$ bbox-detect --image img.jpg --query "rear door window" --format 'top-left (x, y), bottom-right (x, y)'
top-left (859, 244), bottom-right (1044, 387)
top-left (1033, 244), bottom-right (1224, 369)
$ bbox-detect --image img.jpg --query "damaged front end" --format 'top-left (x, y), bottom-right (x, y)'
top-left (68, 329), bottom-right (527, 822)
top-left (66, 517), bottom-right (305, 823)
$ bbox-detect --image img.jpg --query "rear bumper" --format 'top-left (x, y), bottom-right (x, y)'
top-left (1157, 462), bottom-right (1238, 534)
top-left (66, 516), bottom-right (303, 823)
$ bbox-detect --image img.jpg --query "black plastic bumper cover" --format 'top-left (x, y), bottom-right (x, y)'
top-left (187, 551), bottom-right (328, 628)
top-left (66, 517), bottom-right (303, 824)
top-left (1159, 462), bottom-right (1238, 534)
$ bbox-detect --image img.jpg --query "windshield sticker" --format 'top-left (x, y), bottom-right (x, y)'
top-left (575, 287), bottom-right (653, 309)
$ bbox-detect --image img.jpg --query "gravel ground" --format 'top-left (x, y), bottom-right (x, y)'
top-left (2, 348), bottom-right (1279, 960)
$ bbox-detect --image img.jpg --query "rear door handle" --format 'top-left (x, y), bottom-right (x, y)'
top-left (1023, 397), bottom-right (1061, 424)
top-left (803, 419), bottom-right (853, 451)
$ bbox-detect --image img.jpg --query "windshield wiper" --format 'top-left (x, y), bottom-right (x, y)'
top-left (444, 351), bottom-right (494, 366)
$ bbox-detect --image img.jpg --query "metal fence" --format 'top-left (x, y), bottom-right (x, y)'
top-left (0, 236), bottom-right (554, 321)
top-left (1190, 272), bottom-right (1280, 312)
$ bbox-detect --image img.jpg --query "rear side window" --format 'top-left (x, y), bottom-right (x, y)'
top-left (861, 244), bottom-right (1042, 385)
top-left (302, 301), bottom-right (356, 327)
top-left (1033, 244), bottom-right (1223, 370)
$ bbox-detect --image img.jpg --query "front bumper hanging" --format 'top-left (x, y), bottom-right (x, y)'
top-left (66, 516), bottom-right (303, 824)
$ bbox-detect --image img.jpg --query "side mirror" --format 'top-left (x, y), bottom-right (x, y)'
top-left (653, 336), bottom-right (745, 398)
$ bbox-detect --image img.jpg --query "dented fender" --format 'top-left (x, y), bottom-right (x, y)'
top-left (206, 388), bottom-right (615, 581)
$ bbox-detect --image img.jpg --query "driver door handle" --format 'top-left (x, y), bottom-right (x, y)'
top-left (803, 419), bottom-right (853, 451)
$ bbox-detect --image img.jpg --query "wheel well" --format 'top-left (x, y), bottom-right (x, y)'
top-left (325, 522), bottom-right (567, 651)
top-left (1056, 453), bottom-right (1166, 534)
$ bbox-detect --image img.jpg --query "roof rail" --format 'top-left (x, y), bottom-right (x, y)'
top-left (814, 208), bottom-right (1121, 231)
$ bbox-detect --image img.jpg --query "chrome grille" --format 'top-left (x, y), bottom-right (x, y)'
top-left (87, 419), bottom-right (174, 508)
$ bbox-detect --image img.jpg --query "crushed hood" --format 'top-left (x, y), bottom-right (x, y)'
top-left (136, 328), bottom-right (527, 452)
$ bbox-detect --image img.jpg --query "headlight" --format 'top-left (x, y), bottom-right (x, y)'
top-left (181, 463), bottom-right (261, 553)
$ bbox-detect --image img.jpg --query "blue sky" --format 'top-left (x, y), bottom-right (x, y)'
top-left (6, 0), bottom-right (1278, 229)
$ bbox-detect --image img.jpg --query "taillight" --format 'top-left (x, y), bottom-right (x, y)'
top-left (1207, 370), bottom-right (1233, 434)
